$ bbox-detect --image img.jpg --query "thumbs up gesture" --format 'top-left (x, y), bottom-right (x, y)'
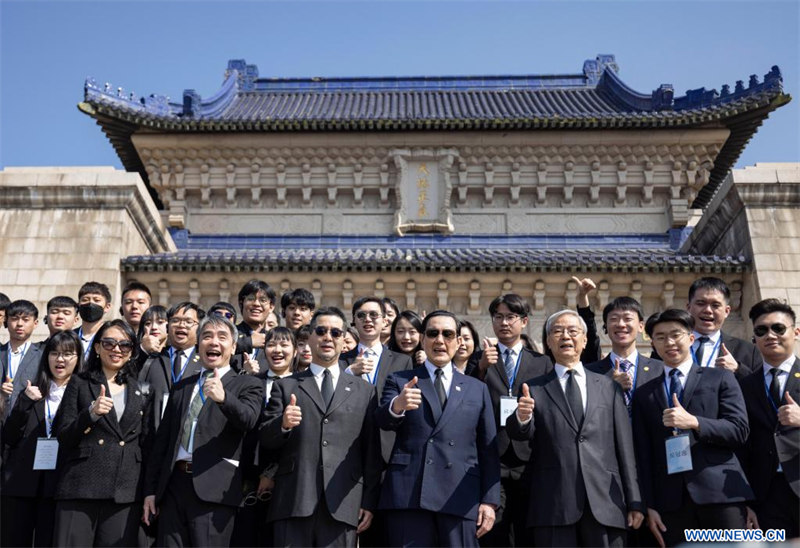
top-left (478, 338), bottom-right (499, 371)
top-left (516, 383), bottom-right (535, 422)
top-left (778, 392), bottom-right (800, 427)
top-left (282, 393), bottom-right (303, 429)
top-left (91, 384), bottom-right (114, 416)
top-left (243, 353), bottom-right (260, 375)
top-left (391, 376), bottom-right (422, 414)
top-left (1, 376), bottom-right (13, 396)
top-left (203, 367), bottom-right (226, 403)
top-left (714, 343), bottom-right (738, 373)
top-left (350, 347), bottom-right (375, 376)
top-left (24, 380), bottom-right (43, 401)
top-left (572, 276), bottom-right (597, 308)
top-left (612, 359), bottom-right (633, 391)
top-left (662, 393), bottom-right (700, 430)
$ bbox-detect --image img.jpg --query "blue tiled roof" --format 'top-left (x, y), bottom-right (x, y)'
top-left (121, 234), bottom-right (746, 273)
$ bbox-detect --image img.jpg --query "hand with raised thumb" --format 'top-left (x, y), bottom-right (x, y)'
top-left (91, 384), bottom-right (114, 416)
top-left (479, 338), bottom-right (498, 370)
top-left (24, 380), bottom-right (43, 401)
top-left (778, 392), bottom-right (800, 427)
top-left (392, 376), bottom-right (421, 414)
top-left (1, 376), bottom-right (13, 396)
top-left (714, 343), bottom-right (738, 372)
top-left (662, 392), bottom-right (699, 430)
top-left (516, 382), bottom-right (535, 422)
top-left (243, 354), bottom-right (260, 375)
top-left (351, 347), bottom-right (374, 376)
top-left (203, 367), bottom-right (225, 403)
top-left (611, 358), bottom-right (633, 390)
top-left (283, 393), bottom-right (302, 429)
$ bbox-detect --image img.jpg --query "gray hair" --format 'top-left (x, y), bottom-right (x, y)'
top-left (545, 309), bottom-right (588, 335)
top-left (197, 314), bottom-right (238, 342)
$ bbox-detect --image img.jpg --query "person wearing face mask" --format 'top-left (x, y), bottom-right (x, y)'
top-left (1, 331), bottom-right (83, 547)
top-left (74, 282), bottom-right (114, 363)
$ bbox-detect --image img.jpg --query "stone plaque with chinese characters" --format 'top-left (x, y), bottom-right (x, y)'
top-left (390, 148), bottom-right (457, 235)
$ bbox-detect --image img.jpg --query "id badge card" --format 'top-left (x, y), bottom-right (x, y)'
top-left (665, 433), bottom-right (692, 474)
top-left (33, 438), bottom-right (59, 470)
top-left (500, 396), bottom-right (518, 427)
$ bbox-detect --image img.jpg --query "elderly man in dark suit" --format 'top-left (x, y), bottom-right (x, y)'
top-left (377, 310), bottom-right (500, 547)
top-left (260, 306), bottom-right (382, 547)
top-left (740, 299), bottom-right (800, 538)
top-left (507, 309), bottom-right (644, 547)
top-left (634, 309), bottom-right (754, 547)
top-left (142, 314), bottom-right (263, 547)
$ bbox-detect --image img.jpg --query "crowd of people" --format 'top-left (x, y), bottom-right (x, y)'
top-left (0, 275), bottom-right (797, 547)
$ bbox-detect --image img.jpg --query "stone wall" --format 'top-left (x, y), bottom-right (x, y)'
top-left (0, 167), bottom-right (175, 340)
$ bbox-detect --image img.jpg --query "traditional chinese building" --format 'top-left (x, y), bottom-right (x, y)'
top-left (1, 55), bottom-right (795, 343)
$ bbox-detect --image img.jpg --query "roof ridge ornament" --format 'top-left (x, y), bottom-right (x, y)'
top-left (583, 54), bottom-right (618, 85)
top-left (225, 59), bottom-right (259, 92)
top-left (675, 65), bottom-right (783, 109)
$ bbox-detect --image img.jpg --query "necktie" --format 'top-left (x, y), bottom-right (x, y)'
top-left (669, 368), bottom-right (683, 404)
top-left (180, 370), bottom-right (212, 452)
top-left (173, 351), bottom-right (184, 379)
top-left (694, 336), bottom-right (710, 366)
top-left (321, 369), bottom-right (334, 409)
top-left (434, 368), bottom-right (447, 409)
top-left (769, 368), bottom-right (783, 408)
top-left (565, 370), bottom-right (584, 426)
top-left (504, 349), bottom-right (515, 386)
top-left (619, 358), bottom-right (634, 408)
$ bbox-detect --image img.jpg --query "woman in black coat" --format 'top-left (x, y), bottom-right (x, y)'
top-left (52, 319), bottom-right (154, 547)
top-left (1, 330), bottom-right (83, 547)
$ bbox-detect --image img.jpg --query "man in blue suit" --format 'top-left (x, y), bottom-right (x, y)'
top-left (376, 310), bottom-right (501, 547)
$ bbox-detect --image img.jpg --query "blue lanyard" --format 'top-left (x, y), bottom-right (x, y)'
top-left (362, 346), bottom-right (382, 386)
top-left (615, 353), bottom-right (639, 391)
top-left (505, 348), bottom-right (523, 396)
top-left (78, 328), bottom-right (93, 361)
top-left (196, 372), bottom-right (208, 404)
top-left (663, 370), bottom-right (684, 407)
top-left (169, 347), bottom-right (194, 384)
top-left (764, 369), bottom-right (782, 413)
top-left (8, 341), bottom-right (30, 379)
top-left (690, 336), bottom-right (721, 368)
top-left (45, 398), bottom-right (55, 438)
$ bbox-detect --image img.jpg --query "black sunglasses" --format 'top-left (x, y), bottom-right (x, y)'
top-left (754, 323), bottom-right (789, 337)
top-left (424, 329), bottom-right (457, 341)
top-left (99, 338), bottom-right (135, 352)
top-left (313, 326), bottom-right (344, 339)
top-left (212, 310), bottom-right (235, 320)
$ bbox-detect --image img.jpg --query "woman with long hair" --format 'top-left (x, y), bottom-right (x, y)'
top-left (387, 310), bottom-right (427, 366)
top-left (1, 331), bottom-right (83, 547)
top-left (454, 319), bottom-right (480, 374)
top-left (136, 305), bottom-right (169, 356)
top-left (52, 319), bottom-right (153, 547)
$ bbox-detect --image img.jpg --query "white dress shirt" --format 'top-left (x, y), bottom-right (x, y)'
top-left (692, 330), bottom-right (721, 367)
top-left (664, 358), bottom-right (694, 390)
top-left (763, 356), bottom-right (796, 399)
top-left (555, 362), bottom-right (587, 413)
top-left (310, 362), bottom-right (340, 392)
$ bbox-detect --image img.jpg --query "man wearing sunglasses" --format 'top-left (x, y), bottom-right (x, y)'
top-left (261, 306), bottom-right (381, 547)
top-left (739, 299), bottom-right (799, 538)
top-left (377, 310), bottom-right (500, 547)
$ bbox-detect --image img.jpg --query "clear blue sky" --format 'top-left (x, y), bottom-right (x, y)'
top-left (1, 0), bottom-right (797, 169)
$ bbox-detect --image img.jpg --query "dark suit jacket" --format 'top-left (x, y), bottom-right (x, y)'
top-left (632, 365), bottom-right (754, 513)
top-left (138, 346), bottom-right (202, 430)
top-left (585, 353), bottom-right (664, 404)
top-left (340, 345), bottom-right (413, 463)
top-left (376, 365), bottom-right (501, 521)
top-left (145, 368), bottom-right (263, 507)
top-left (53, 372), bottom-right (154, 503)
top-left (506, 368), bottom-right (643, 529)
top-left (469, 346), bottom-right (552, 473)
top-left (261, 369), bottom-right (382, 527)
top-left (739, 357), bottom-right (800, 500)
top-left (1, 342), bottom-right (44, 419)
top-left (1, 391), bottom-right (63, 497)
top-left (651, 331), bottom-right (761, 379)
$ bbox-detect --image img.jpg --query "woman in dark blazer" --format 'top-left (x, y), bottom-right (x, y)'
top-left (52, 319), bottom-right (154, 547)
top-left (1, 330), bottom-right (83, 547)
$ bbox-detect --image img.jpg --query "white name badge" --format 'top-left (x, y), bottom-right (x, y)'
top-left (665, 433), bottom-right (693, 474)
top-left (33, 438), bottom-right (59, 470)
top-left (500, 396), bottom-right (518, 427)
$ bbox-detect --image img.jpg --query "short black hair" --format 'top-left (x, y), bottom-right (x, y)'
top-left (0, 293), bottom-right (10, 311)
top-left (420, 310), bottom-right (461, 333)
top-left (238, 280), bottom-right (276, 312)
top-left (208, 302), bottom-right (238, 323)
top-left (47, 295), bottom-right (78, 313)
top-left (351, 296), bottom-right (384, 319)
top-left (489, 294), bottom-right (530, 317)
top-left (167, 302), bottom-right (206, 321)
top-left (121, 281), bottom-right (152, 300)
top-left (602, 297), bottom-right (644, 326)
top-left (310, 306), bottom-right (347, 328)
top-left (78, 281), bottom-right (112, 304)
top-left (388, 310), bottom-right (424, 353)
top-left (137, 305), bottom-right (168, 342)
top-left (280, 288), bottom-right (315, 317)
top-left (749, 299), bottom-right (796, 325)
top-left (295, 324), bottom-right (313, 341)
top-left (645, 309), bottom-right (694, 338)
top-left (381, 297), bottom-right (400, 317)
top-left (688, 277), bottom-right (730, 303)
top-left (83, 319), bottom-right (139, 384)
top-left (6, 300), bottom-right (39, 320)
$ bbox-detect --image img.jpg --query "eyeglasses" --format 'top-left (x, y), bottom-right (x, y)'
top-left (50, 351), bottom-right (77, 360)
top-left (243, 490), bottom-right (271, 506)
top-left (492, 313), bottom-right (521, 324)
top-left (99, 339), bottom-right (135, 353)
top-left (550, 327), bottom-right (583, 337)
top-left (652, 331), bottom-right (690, 344)
top-left (424, 329), bottom-right (457, 341)
top-left (212, 310), bottom-right (235, 320)
top-left (754, 323), bottom-right (790, 337)
top-left (244, 295), bottom-right (272, 306)
top-left (169, 317), bottom-right (198, 327)
top-left (355, 311), bottom-right (383, 321)
top-left (313, 326), bottom-right (344, 339)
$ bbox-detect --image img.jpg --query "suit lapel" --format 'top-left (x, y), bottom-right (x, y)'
top-left (416, 367), bottom-right (443, 424)
top-left (681, 365), bottom-right (703, 407)
top-left (375, 348), bottom-right (392, 389)
top-left (654, 370), bottom-right (669, 411)
top-left (119, 380), bottom-right (144, 434)
top-left (431, 373), bottom-right (465, 436)
top-left (90, 378), bottom-right (123, 438)
top-left (543, 370), bottom-right (578, 432)
top-left (326, 373), bottom-right (355, 415)
top-left (297, 370), bottom-right (326, 414)
top-left (494, 344), bottom-right (512, 389)
top-left (581, 372), bottom-right (601, 431)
